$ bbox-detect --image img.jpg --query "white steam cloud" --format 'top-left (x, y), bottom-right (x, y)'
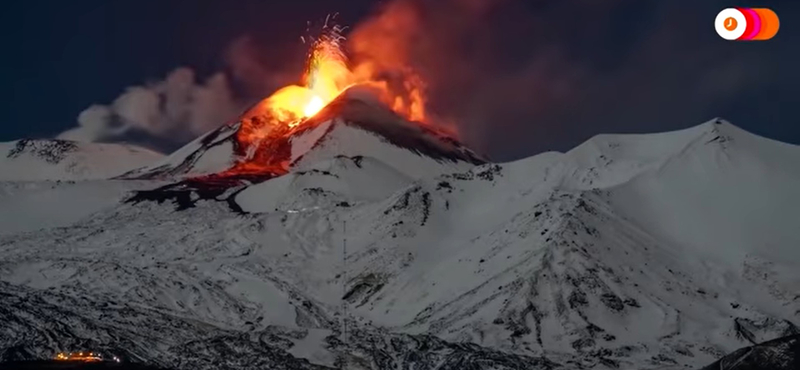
top-left (58, 68), bottom-right (242, 147)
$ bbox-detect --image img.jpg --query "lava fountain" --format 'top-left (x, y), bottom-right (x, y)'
top-left (248, 22), bottom-right (353, 127)
top-left (127, 18), bottom-right (445, 206)
top-left (223, 18), bottom-right (429, 177)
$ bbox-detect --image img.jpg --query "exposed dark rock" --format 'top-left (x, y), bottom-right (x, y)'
top-left (7, 139), bottom-right (78, 164)
top-left (699, 334), bottom-right (800, 370)
top-left (600, 294), bottom-right (625, 312)
top-left (125, 174), bottom-right (271, 213)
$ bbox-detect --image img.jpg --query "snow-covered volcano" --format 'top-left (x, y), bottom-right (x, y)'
top-left (0, 115), bottom-right (798, 370)
top-left (122, 91), bottom-right (485, 213)
top-left (126, 90), bottom-right (484, 182)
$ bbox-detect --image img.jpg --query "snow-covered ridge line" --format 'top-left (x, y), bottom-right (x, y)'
top-left (0, 138), bottom-right (163, 181)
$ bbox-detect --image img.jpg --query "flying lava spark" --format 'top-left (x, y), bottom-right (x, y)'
top-left (243, 16), bottom-right (426, 131)
top-left (253, 21), bottom-right (352, 126)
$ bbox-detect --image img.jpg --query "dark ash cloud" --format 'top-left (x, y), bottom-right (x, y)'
top-left (349, 0), bottom-right (796, 160)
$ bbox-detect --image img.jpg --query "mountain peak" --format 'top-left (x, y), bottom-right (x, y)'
top-left (1, 139), bottom-right (162, 181)
top-left (288, 91), bottom-right (486, 166)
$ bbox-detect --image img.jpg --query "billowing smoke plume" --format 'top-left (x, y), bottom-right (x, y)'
top-left (58, 68), bottom-right (240, 150)
top-left (343, 0), bottom-right (781, 160)
top-left (57, 35), bottom-right (301, 153)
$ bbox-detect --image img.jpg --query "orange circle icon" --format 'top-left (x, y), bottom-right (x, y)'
top-left (724, 17), bottom-right (738, 31)
top-left (752, 8), bottom-right (779, 40)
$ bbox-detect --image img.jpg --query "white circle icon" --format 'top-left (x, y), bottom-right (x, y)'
top-left (715, 8), bottom-right (747, 40)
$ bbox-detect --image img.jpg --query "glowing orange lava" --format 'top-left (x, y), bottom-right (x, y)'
top-left (55, 352), bottom-right (103, 362)
top-left (216, 17), bottom-right (430, 178)
top-left (252, 22), bottom-right (353, 127)
top-left (243, 17), bottom-right (427, 131)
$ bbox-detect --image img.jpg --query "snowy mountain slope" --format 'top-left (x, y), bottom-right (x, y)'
top-left (121, 123), bottom-right (242, 180)
top-left (0, 118), bottom-right (798, 369)
top-left (0, 139), bottom-right (162, 181)
top-left (0, 279), bottom-right (333, 369)
top-left (358, 120), bottom-right (800, 357)
top-left (286, 93), bottom-right (485, 177)
top-left (337, 180), bottom-right (797, 367)
top-left (608, 120), bottom-right (800, 266)
top-left (0, 194), bottom-right (563, 369)
top-left (0, 180), bottom-right (164, 235)
top-left (236, 155), bottom-right (414, 213)
top-left (238, 119), bottom-right (799, 367)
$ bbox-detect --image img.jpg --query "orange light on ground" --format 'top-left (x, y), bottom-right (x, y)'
top-left (54, 351), bottom-right (103, 362)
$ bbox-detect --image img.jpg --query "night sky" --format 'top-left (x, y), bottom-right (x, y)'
top-left (0, 0), bottom-right (798, 161)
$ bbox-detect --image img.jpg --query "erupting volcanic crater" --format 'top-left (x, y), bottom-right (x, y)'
top-left (225, 84), bottom-right (483, 179)
top-left (124, 86), bottom-right (485, 211)
top-left (123, 21), bottom-right (483, 211)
